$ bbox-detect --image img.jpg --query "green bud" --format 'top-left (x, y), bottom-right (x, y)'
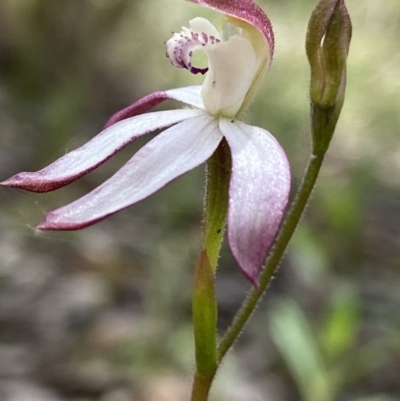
top-left (306, 0), bottom-right (352, 155)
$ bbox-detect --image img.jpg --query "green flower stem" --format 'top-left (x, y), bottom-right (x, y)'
top-left (203, 139), bottom-right (231, 272)
top-left (191, 372), bottom-right (216, 401)
top-left (191, 140), bottom-right (231, 401)
top-left (191, 149), bottom-right (326, 401)
top-left (192, 252), bottom-right (217, 378)
top-left (218, 151), bottom-right (325, 361)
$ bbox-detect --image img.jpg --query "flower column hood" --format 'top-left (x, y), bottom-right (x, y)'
top-left (166, 0), bottom-right (273, 117)
top-left (2, 0), bottom-right (290, 285)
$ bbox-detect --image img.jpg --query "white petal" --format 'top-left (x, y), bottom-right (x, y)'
top-left (220, 118), bottom-right (291, 284)
top-left (166, 86), bottom-right (204, 109)
top-left (104, 86), bottom-right (204, 129)
top-left (166, 18), bottom-right (221, 75)
top-left (39, 114), bottom-right (223, 230)
top-left (3, 108), bottom-right (203, 192)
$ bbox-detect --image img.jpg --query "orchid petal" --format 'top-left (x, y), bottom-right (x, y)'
top-left (1, 109), bottom-right (202, 193)
top-left (165, 18), bottom-right (221, 75)
top-left (186, 0), bottom-right (274, 57)
top-left (220, 119), bottom-right (291, 285)
top-left (38, 115), bottom-right (223, 230)
top-left (104, 85), bottom-right (204, 128)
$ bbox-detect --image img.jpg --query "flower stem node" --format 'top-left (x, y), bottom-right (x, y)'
top-left (306, 0), bottom-right (352, 155)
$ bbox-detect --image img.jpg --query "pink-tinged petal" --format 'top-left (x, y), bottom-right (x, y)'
top-left (186, 0), bottom-right (274, 57)
top-left (220, 119), bottom-right (291, 285)
top-left (104, 85), bottom-right (204, 128)
top-left (38, 115), bottom-right (223, 230)
top-left (1, 109), bottom-right (202, 193)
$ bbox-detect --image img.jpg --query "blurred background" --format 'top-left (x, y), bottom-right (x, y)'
top-left (0, 1), bottom-right (399, 400)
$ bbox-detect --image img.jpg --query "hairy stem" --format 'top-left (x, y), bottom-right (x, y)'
top-left (191, 371), bottom-right (216, 401)
top-left (203, 140), bottom-right (231, 271)
top-left (190, 141), bottom-right (231, 401)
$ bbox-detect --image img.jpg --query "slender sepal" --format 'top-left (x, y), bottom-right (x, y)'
top-left (104, 86), bottom-right (204, 128)
top-left (38, 115), bottom-right (223, 230)
top-left (220, 119), bottom-right (291, 285)
top-left (1, 109), bottom-right (202, 192)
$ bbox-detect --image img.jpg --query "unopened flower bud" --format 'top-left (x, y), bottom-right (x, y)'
top-left (306, 0), bottom-right (352, 154)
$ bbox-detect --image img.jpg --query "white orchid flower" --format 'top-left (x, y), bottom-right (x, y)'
top-left (2, 0), bottom-right (291, 284)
